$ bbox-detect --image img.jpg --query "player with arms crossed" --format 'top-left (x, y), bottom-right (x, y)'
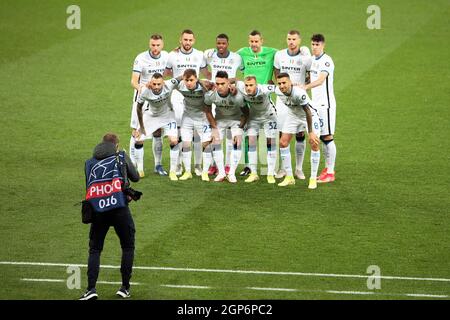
top-left (301, 34), bottom-right (337, 183)
top-left (130, 34), bottom-right (169, 177)
top-left (235, 76), bottom-right (278, 184)
top-left (204, 33), bottom-right (242, 176)
top-left (204, 71), bottom-right (249, 183)
top-left (135, 73), bottom-right (181, 181)
top-left (275, 73), bottom-right (321, 189)
top-left (164, 29), bottom-right (210, 176)
top-left (274, 30), bottom-right (312, 180)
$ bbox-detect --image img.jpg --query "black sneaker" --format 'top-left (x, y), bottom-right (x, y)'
top-left (79, 288), bottom-right (98, 300)
top-left (154, 165), bottom-right (168, 176)
top-left (116, 286), bottom-right (131, 299)
top-left (239, 166), bottom-right (251, 176)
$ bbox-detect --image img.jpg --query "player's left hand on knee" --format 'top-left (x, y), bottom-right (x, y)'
top-left (309, 132), bottom-right (320, 148)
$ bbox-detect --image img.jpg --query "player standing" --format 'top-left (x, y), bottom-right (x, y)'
top-left (204, 71), bottom-right (249, 183)
top-left (164, 29), bottom-right (210, 176)
top-left (235, 77), bottom-right (278, 183)
top-left (274, 30), bottom-right (312, 180)
top-left (275, 73), bottom-right (321, 189)
top-left (176, 69), bottom-right (214, 181)
top-left (237, 30), bottom-right (277, 177)
top-left (129, 34), bottom-right (168, 177)
top-left (135, 73), bottom-right (181, 181)
top-left (204, 34), bottom-right (242, 176)
top-left (301, 34), bottom-right (337, 183)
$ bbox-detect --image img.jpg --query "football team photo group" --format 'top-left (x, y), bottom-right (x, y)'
top-left (128, 29), bottom-right (337, 190)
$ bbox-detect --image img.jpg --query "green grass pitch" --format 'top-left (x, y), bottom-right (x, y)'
top-left (0, 0), bottom-right (449, 300)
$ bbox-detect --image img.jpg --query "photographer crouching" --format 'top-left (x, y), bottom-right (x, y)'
top-left (80, 132), bottom-right (142, 300)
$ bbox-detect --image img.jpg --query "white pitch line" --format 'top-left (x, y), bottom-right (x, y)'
top-left (3, 261), bottom-right (450, 283)
top-left (161, 284), bottom-right (211, 289)
top-left (326, 290), bottom-right (375, 295)
top-left (406, 293), bottom-right (448, 298)
top-left (19, 279), bottom-right (448, 298)
top-left (21, 278), bottom-right (141, 285)
top-left (21, 278), bottom-right (64, 283)
top-left (247, 287), bottom-right (298, 292)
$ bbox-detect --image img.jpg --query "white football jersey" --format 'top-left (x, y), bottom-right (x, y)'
top-left (236, 81), bottom-right (276, 121)
top-left (275, 86), bottom-right (313, 120)
top-left (166, 48), bottom-right (207, 78)
top-left (204, 49), bottom-right (242, 81)
top-left (176, 81), bottom-right (209, 121)
top-left (274, 49), bottom-right (312, 85)
top-left (133, 50), bottom-right (169, 85)
top-left (137, 79), bottom-right (179, 116)
top-left (204, 90), bottom-right (245, 121)
top-left (310, 53), bottom-right (336, 108)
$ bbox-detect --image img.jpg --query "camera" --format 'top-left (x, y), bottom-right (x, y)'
top-left (123, 187), bottom-right (143, 202)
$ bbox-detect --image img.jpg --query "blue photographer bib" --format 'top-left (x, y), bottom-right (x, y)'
top-left (85, 152), bottom-right (127, 212)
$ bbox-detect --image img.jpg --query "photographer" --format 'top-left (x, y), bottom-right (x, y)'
top-left (80, 133), bottom-right (140, 300)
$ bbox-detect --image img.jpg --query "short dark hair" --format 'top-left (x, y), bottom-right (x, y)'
top-left (288, 30), bottom-right (301, 37)
top-left (216, 33), bottom-right (229, 41)
top-left (152, 72), bottom-right (163, 79)
top-left (249, 30), bottom-right (262, 37)
top-left (103, 133), bottom-right (119, 145)
top-left (150, 34), bottom-right (163, 40)
top-left (311, 33), bottom-right (325, 43)
top-left (183, 68), bottom-right (197, 78)
top-left (215, 71), bottom-right (229, 79)
top-left (181, 29), bottom-right (194, 36)
top-left (276, 72), bottom-right (290, 79)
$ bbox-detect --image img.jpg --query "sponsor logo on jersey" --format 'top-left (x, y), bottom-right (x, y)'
top-left (213, 64), bottom-right (232, 70)
top-left (246, 61), bottom-right (266, 66)
top-left (177, 64), bottom-right (198, 69)
top-left (282, 66), bottom-right (302, 72)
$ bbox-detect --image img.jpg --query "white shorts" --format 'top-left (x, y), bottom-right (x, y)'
top-left (136, 111), bottom-right (178, 141)
top-left (216, 119), bottom-right (243, 140)
top-left (247, 115), bottom-right (278, 139)
top-left (281, 110), bottom-right (320, 136)
top-left (275, 97), bottom-right (289, 132)
top-left (170, 90), bottom-right (184, 127)
top-left (316, 106), bottom-right (336, 136)
top-left (180, 115), bottom-right (212, 143)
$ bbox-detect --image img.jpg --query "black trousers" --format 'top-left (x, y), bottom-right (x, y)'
top-left (87, 206), bottom-right (135, 290)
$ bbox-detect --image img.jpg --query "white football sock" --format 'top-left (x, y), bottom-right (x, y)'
top-left (169, 144), bottom-right (180, 173)
top-left (280, 147), bottom-right (293, 176)
top-left (225, 133), bottom-right (233, 166)
top-left (325, 141), bottom-right (336, 174)
top-left (202, 147), bottom-right (212, 174)
top-left (248, 144), bottom-right (257, 174)
top-left (212, 145), bottom-right (225, 176)
top-left (267, 150), bottom-right (277, 176)
top-left (230, 145), bottom-right (242, 176)
top-left (129, 136), bottom-right (136, 166)
top-left (135, 143), bottom-right (144, 172)
top-left (182, 149), bottom-right (192, 173)
top-left (193, 134), bottom-right (202, 167)
top-left (152, 137), bottom-right (162, 167)
top-left (310, 150), bottom-right (320, 179)
top-left (295, 140), bottom-right (305, 172)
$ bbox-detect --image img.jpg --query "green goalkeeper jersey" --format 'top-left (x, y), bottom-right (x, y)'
top-left (237, 46), bottom-right (277, 84)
